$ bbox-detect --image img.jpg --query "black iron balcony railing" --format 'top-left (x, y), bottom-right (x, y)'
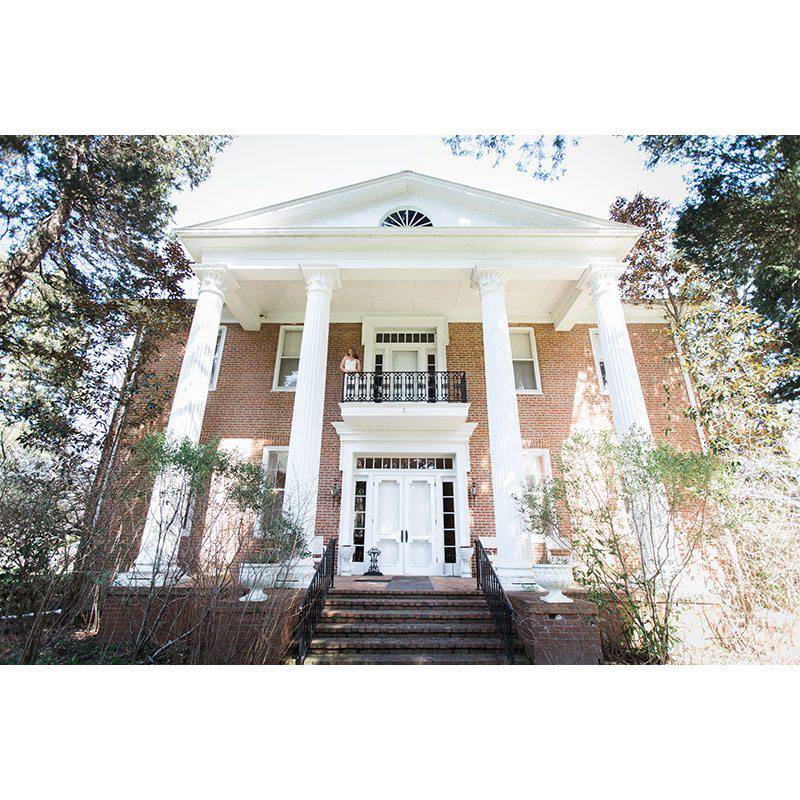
top-left (342, 371), bottom-right (467, 403)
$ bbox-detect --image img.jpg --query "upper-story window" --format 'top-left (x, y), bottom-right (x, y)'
top-left (510, 328), bottom-right (542, 393)
top-left (209, 326), bottom-right (227, 391)
top-left (273, 325), bottom-right (303, 390)
top-left (589, 328), bottom-right (609, 395)
top-left (380, 209), bottom-right (433, 228)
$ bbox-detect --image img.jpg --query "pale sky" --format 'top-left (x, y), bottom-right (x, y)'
top-left (172, 136), bottom-right (691, 229)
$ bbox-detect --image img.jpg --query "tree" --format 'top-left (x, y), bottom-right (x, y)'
top-left (442, 135), bottom-right (577, 180)
top-left (630, 136), bottom-right (800, 400)
top-left (609, 193), bottom-right (799, 455)
top-left (0, 135), bottom-right (229, 324)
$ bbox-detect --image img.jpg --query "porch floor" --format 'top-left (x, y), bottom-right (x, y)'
top-left (332, 576), bottom-right (476, 593)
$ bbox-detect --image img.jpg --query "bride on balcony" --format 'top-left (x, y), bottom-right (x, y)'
top-left (339, 348), bottom-right (362, 374)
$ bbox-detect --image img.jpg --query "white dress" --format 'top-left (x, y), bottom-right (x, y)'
top-left (343, 357), bottom-right (359, 372)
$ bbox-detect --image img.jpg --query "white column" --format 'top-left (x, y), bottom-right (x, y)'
top-left (585, 264), bottom-right (652, 439)
top-left (586, 263), bottom-right (679, 579)
top-left (471, 267), bottom-right (538, 590)
top-left (116, 267), bottom-right (229, 585)
top-left (283, 266), bottom-right (340, 585)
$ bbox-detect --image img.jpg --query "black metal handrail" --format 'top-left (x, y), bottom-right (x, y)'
top-left (474, 539), bottom-right (516, 664)
top-left (342, 371), bottom-right (467, 403)
top-left (296, 538), bottom-right (337, 664)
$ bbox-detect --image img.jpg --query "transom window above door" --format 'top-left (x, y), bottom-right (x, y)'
top-left (355, 456), bottom-right (454, 471)
top-left (510, 328), bottom-right (542, 393)
top-left (373, 328), bottom-right (438, 373)
top-left (376, 332), bottom-right (435, 344)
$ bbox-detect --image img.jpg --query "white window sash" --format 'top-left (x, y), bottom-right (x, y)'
top-left (509, 327), bottom-right (542, 394)
top-left (208, 326), bottom-right (227, 392)
top-left (254, 446), bottom-right (289, 537)
top-left (589, 328), bottom-right (609, 395)
top-left (272, 325), bottom-right (303, 391)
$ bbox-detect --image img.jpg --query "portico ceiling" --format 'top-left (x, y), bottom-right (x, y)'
top-left (234, 275), bottom-right (571, 322)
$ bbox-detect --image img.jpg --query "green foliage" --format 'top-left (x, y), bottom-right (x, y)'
top-left (135, 433), bottom-right (308, 564)
top-left (521, 431), bottom-right (726, 663)
top-left (0, 449), bottom-right (81, 613)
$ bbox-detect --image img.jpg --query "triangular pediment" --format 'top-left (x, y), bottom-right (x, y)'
top-left (180, 171), bottom-right (635, 232)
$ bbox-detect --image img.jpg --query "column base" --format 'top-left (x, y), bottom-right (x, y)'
top-left (113, 563), bottom-right (188, 588)
top-left (494, 565), bottom-right (545, 592)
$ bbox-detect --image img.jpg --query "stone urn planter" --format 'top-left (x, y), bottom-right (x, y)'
top-left (239, 561), bottom-right (311, 600)
top-left (530, 563), bottom-right (574, 603)
top-left (458, 545), bottom-right (473, 578)
top-left (339, 544), bottom-right (354, 577)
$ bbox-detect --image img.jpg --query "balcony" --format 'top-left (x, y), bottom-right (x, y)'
top-left (339, 371), bottom-right (469, 431)
top-left (341, 371), bottom-right (467, 403)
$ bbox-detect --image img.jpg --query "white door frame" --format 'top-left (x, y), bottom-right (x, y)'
top-left (332, 422), bottom-right (476, 576)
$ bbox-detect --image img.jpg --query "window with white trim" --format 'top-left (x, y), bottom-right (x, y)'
top-left (273, 326), bottom-right (302, 390)
top-left (589, 329), bottom-right (609, 395)
top-left (522, 448), bottom-right (552, 489)
top-left (209, 326), bottom-right (227, 391)
top-left (510, 328), bottom-right (542, 393)
top-left (254, 446), bottom-right (289, 537)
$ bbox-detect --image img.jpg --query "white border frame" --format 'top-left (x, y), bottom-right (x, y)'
top-left (208, 325), bottom-right (227, 392)
top-left (589, 327), bottom-right (610, 395)
top-left (272, 324), bottom-right (303, 392)
top-left (509, 326), bottom-right (543, 395)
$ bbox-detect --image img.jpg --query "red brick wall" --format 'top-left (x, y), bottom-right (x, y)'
top-left (118, 319), bottom-right (700, 565)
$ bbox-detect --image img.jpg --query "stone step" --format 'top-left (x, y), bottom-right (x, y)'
top-left (325, 597), bottom-right (487, 609)
top-left (309, 635), bottom-right (505, 652)
top-left (330, 589), bottom-right (480, 598)
top-left (302, 652), bottom-right (511, 665)
top-left (321, 608), bottom-right (491, 622)
top-left (316, 621), bottom-right (496, 636)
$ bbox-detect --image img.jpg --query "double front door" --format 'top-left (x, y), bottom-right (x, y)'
top-left (371, 475), bottom-right (437, 575)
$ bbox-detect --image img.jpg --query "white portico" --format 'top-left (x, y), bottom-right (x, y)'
top-left (118, 171), bottom-right (659, 589)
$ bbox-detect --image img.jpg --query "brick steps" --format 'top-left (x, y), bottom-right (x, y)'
top-left (316, 622), bottom-right (497, 636)
top-left (321, 609), bottom-right (491, 621)
top-left (325, 596), bottom-right (487, 609)
top-left (302, 588), bottom-right (527, 665)
top-left (302, 652), bottom-right (509, 665)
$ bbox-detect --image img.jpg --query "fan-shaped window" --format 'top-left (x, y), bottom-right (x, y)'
top-left (380, 209), bottom-right (433, 228)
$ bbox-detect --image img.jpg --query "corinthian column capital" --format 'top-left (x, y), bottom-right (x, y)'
top-left (582, 263), bottom-right (626, 298)
top-left (301, 264), bottom-right (341, 295)
top-left (195, 266), bottom-right (231, 299)
top-left (470, 265), bottom-right (513, 296)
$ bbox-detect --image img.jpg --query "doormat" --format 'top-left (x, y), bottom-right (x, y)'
top-left (353, 576), bottom-right (393, 582)
top-left (388, 576), bottom-right (435, 591)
